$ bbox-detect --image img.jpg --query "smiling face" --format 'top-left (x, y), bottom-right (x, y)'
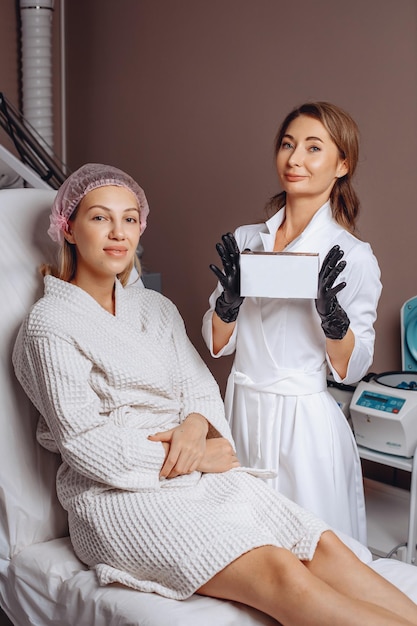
top-left (64, 185), bottom-right (141, 288)
top-left (276, 114), bottom-right (348, 209)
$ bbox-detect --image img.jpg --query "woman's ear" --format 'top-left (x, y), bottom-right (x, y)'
top-left (337, 159), bottom-right (349, 178)
top-left (64, 228), bottom-right (76, 244)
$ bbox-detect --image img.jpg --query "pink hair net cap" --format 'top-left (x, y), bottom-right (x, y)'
top-left (48, 163), bottom-right (149, 243)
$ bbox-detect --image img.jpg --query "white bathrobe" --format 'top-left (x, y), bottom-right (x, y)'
top-left (12, 275), bottom-right (328, 600)
top-left (202, 202), bottom-right (382, 544)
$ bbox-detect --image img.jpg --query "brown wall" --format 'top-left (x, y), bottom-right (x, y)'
top-left (2, 0), bottom-right (417, 394)
top-left (0, 2), bottom-right (20, 100)
top-left (0, 1), bottom-right (21, 154)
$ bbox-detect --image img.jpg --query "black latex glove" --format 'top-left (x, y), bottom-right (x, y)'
top-left (316, 245), bottom-right (350, 340)
top-left (210, 232), bottom-right (244, 323)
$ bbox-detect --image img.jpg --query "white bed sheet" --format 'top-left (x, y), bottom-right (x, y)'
top-left (1, 188), bottom-right (417, 626)
top-left (2, 537), bottom-right (276, 626)
top-left (2, 535), bottom-right (417, 626)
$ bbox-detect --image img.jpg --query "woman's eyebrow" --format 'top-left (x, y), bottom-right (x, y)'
top-left (305, 135), bottom-right (324, 142)
top-left (86, 205), bottom-right (139, 212)
top-left (283, 133), bottom-right (324, 143)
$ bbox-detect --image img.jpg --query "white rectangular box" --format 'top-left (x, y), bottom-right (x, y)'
top-left (240, 251), bottom-right (319, 299)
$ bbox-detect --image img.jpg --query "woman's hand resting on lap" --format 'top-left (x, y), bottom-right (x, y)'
top-left (197, 437), bottom-right (240, 473)
top-left (149, 413), bottom-right (240, 478)
top-left (149, 413), bottom-right (208, 478)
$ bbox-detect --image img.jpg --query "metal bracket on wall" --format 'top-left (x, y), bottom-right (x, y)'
top-left (0, 92), bottom-right (67, 189)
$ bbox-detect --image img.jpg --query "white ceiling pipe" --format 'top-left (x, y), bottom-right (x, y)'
top-left (59, 0), bottom-right (67, 170)
top-left (20, 0), bottom-right (55, 154)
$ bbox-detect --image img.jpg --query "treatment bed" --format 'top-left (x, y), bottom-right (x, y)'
top-left (1, 188), bottom-right (417, 625)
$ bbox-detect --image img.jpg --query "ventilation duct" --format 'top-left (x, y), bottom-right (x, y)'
top-left (20, 0), bottom-right (55, 154)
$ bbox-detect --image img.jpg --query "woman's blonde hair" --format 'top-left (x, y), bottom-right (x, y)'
top-left (266, 101), bottom-right (360, 233)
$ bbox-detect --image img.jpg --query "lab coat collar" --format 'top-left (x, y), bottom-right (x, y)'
top-left (260, 201), bottom-right (332, 251)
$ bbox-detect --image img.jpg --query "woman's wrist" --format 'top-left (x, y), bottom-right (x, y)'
top-left (184, 412), bottom-right (209, 436)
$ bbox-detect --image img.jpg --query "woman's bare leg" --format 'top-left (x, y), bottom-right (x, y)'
top-left (197, 539), bottom-right (417, 626)
top-left (305, 531), bottom-right (417, 623)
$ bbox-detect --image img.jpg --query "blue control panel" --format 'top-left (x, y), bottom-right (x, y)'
top-left (356, 390), bottom-right (405, 414)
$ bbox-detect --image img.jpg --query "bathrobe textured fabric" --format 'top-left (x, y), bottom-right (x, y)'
top-left (12, 276), bottom-right (328, 600)
top-left (202, 202), bottom-right (382, 544)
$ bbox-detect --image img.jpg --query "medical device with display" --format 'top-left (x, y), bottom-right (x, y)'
top-left (350, 372), bottom-right (417, 457)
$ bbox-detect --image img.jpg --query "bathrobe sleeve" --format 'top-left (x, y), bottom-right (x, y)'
top-left (13, 330), bottom-right (167, 491)
top-left (171, 303), bottom-right (234, 442)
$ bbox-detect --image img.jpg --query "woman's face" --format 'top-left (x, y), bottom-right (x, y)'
top-left (65, 185), bottom-right (141, 285)
top-left (276, 114), bottom-right (348, 206)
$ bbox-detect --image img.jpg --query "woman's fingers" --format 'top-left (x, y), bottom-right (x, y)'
top-left (150, 417), bottom-right (208, 478)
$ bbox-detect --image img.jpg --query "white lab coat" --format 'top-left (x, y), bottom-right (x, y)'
top-left (202, 202), bottom-right (382, 543)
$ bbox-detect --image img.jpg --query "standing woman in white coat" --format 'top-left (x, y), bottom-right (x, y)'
top-left (202, 101), bottom-right (382, 544)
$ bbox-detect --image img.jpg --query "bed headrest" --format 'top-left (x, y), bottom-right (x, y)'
top-left (0, 188), bottom-right (68, 560)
